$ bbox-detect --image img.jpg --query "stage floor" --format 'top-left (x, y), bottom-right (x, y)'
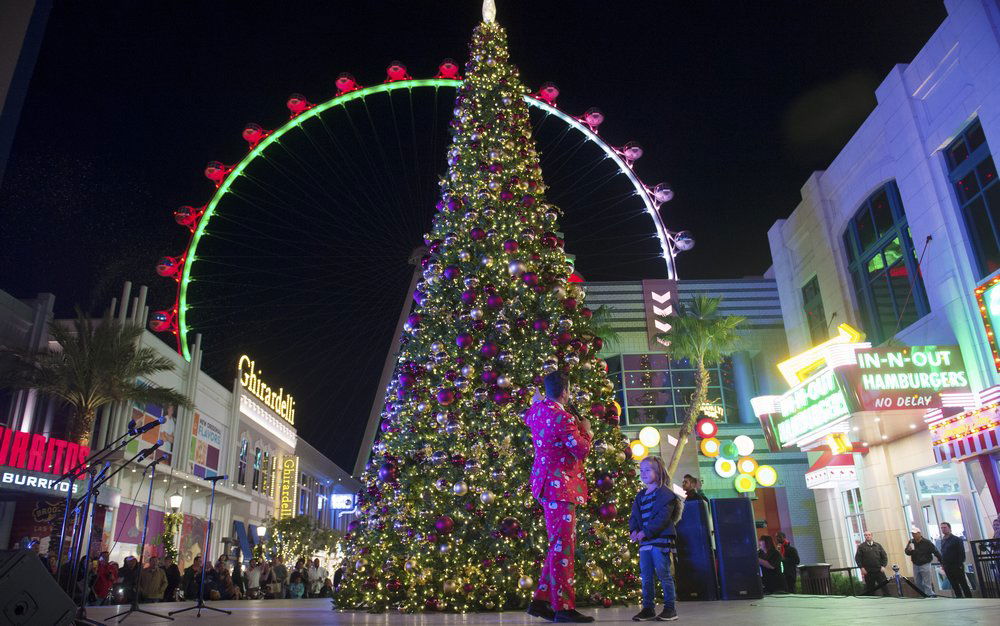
top-left (84, 594), bottom-right (1000, 624)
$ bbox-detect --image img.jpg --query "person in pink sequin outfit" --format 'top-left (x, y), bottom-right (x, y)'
top-left (524, 371), bottom-right (594, 624)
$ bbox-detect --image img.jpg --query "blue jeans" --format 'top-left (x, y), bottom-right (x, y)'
top-left (639, 548), bottom-right (675, 610)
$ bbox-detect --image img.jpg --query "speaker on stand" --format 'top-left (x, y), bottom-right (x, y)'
top-left (710, 498), bottom-right (763, 600)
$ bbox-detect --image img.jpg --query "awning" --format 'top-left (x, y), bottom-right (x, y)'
top-left (233, 520), bottom-right (253, 562)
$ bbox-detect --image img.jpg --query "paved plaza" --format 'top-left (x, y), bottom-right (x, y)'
top-left (83, 595), bottom-right (1000, 625)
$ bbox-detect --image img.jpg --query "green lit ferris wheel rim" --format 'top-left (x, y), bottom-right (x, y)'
top-left (173, 78), bottom-right (679, 360)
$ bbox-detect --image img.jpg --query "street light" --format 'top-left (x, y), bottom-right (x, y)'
top-left (169, 491), bottom-right (183, 511)
top-left (256, 525), bottom-right (266, 539)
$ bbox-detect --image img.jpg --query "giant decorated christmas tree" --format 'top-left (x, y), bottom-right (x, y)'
top-left (337, 7), bottom-right (641, 613)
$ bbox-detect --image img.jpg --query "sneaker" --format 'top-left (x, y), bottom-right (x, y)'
top-left (554, 609), bottom-right (596, 623)
top-left (526, 600), bottom-right (555, 621)
top-left (632, 607), bottom-right (657, 621)
top-left (657, 607), bottom-right (678, 621)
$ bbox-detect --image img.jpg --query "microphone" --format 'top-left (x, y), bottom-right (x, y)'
top-left (136, 440), bottom-right (164, 461)
top-left (127, 419), bottom-right (137, 435)
top-left (135, 416), bottom-right (166, 435)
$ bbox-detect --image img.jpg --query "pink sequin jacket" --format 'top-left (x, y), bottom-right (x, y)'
top-left (524, 399), bottom-right (592, 505)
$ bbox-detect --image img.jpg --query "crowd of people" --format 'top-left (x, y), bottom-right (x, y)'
top-left (37, 546), bottom-right (334, 605)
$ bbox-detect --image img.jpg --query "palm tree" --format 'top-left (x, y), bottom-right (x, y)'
top-left (0, 308), bottom-right (192, 445)
top-left (657, 295), bottom-right (746, 479)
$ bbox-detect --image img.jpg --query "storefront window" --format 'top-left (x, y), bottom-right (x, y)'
top-left (842, 487), bottom-right (867, 560)
top-left (617, 354), bottom-right (738, 426)
top-left (237, 438), bottom-right (248, 486)
top-left (967, 457), bottom-right (1000, 538)
top-left (252, 447), bottom-right (261, 491)
top-left (914, 465), bottom-right (961, 499)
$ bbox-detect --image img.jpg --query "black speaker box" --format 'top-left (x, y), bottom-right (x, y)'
top-left (0, 550), bottom-right (75, 625)
top-left (674, 497), bottom-right (718, 600)
top-left (710, 498), bottom-right (764, 600)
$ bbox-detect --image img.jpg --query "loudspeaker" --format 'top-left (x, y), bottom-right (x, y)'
top-left (710, 498), bottom-right (764, 600)
top-left (674, 497), bottom-right (718, 600)
top-left (0, 550), bottom-right (75, 625)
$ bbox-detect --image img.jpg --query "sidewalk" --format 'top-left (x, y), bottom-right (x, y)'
top-left (84, 595), bottom-right (1000, 624)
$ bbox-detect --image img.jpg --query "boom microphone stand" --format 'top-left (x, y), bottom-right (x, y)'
top-left (170, 475), bottom-right (231, 618)
top-left (106, 457), bottom-right (173, 623)
top-left (54, 417), bottom-right (165, 575)
top-left (72, 462), bottom-right (110, 626)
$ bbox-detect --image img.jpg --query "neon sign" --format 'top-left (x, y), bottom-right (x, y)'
top-left (278, 455), bottom-right (299, 520)
top-left (772, 369), bottom-right (853, 447)
top-left (238, 355), bottom-right (296, 425)
top-left (0, 426), bottom-right (89, 476)
top-left (853, 346), bottom-right (968, 410)
top-left (975, 277), bottom-right (1000, 372)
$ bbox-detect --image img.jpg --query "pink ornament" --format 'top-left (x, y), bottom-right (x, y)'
top-left (481, 370), bottom-right (499, 384)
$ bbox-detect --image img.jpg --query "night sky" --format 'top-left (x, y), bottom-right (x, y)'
top-left (0, 1), bottom-right (947, 470)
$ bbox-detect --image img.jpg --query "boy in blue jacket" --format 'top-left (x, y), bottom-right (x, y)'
top-left (629, 456), bottom-right (684, 621)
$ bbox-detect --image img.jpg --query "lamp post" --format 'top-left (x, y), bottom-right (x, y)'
top-left (254, 524), bottom-right (267, 560)
top-left (169, 491), bottom-right (183, 511)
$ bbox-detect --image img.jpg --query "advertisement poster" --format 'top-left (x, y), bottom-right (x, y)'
top-left (179, 513), bottom-right (208, 570)
top-left (190, 412), bottom-right (224, 478)
top-left (114, 502), bottom-right (166, 558)
top-left (6, 497), bottom-right (62, 551)
top-left (125, 400), bottom-right (177, 466)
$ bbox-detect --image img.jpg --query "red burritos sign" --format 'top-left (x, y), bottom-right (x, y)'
top-left (0, 426), bottom-right (90, 476)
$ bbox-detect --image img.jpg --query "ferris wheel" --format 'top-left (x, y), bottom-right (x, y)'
top-left (148, 60), bottom-right (694, 360)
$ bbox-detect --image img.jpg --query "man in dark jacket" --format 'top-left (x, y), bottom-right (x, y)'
top-left (181, 555), bottom-right (203, 600)
top-left (776, 532), bottom-right (800, 593)
top-left (855, 531), bottom-right (890, 596)
top-left (939, 522), bottom-right (972, 598)
top-left (904, 529), bottom-right (941, 596)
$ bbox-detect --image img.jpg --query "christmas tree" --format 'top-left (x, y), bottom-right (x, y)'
top-left (337, 9), bottom-right (641, 613)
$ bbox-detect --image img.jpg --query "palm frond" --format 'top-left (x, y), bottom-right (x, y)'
top-left (656, 294), bottom-right (746, 365)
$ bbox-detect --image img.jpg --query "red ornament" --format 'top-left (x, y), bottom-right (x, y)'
top-left (522, 272), bottom-right (539, 286)
top-left (590, 403), bottom-right (605, 417)
top-left (603, 598), bottom-right (613, 608)
top-left (563, 298), bottom-right (577, 310)
top-left (598, 503), bottom-right (618, 519)
top-left (595, 473), bottom-right (615, 491)
top-left (434, 515), bottom-right (455, 534)
top-left (502, 239), bottom-right (518, 253)
top-left (580, 307), bottom-right (593, 318)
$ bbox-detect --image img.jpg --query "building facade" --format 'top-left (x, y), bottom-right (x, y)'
top-left (763, 0), bottom-right (1000, 593)
top-left (0, 282), bottom-right (359, 571)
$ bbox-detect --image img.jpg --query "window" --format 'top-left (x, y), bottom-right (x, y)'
top-left (252, 447), bottom-right (261, 491)
top-left (842, 487), bottom-right (867, 562)
top-left (261, 451), bottom-right (270, 496)
top-left (842, 182), bottom-right (928, 343)
top-left (802, 276), bottom-right (827, 344)
top-left (613, 354), bottom-right (738, 426)
top-left (237, 438), bottom-right (248, 485)
top-left (946, 119), bottom-right (1000, 277)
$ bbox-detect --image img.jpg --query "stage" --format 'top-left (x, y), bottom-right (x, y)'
top-left (83, 594), bottom-right (1000, 624)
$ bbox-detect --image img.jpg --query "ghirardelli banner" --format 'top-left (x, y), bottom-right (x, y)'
top-left (641, 279), bottom-right (680, 350)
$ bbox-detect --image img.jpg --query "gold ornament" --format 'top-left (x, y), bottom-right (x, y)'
top-left (518, 576), bottom-right (535, 590)
top-left (480, 491), bottom-right (495, 504)
top-left (404, 559), bottom-right (418, 572)
top-left (443, 579), bottom-right (458, 594)
top-left (453, 481), bottom-right (469, 496)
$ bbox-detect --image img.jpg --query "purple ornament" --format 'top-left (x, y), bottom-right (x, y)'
top-left (436, 388), bottom-right (456, 406)
top-left (502, 239), bottom-right (518, 253)
top-left (406, 314), bottom-right (421, 328)
top-left (470, 227), bottom-right (486, 240)
top-left (434, 515), bottom-right (455, 534)
top-left (522, 272), bottom-right (539, 286)
top-left (493, 390), bottom-right (512, 404)
top-left (533, 318), bottom-right (549, 332)
top-left (455, 332), bottom-right (474, 348)
top-left (398, 373), bottom-right (416, 388)
top-left (461, 290), bottom-right (477, 304)
top-left (413, 290), bottom-right (427, 305)
top-left (480, 342), bottom-right (499, 358)
top-left (521, 195), bottom-right (535, 207)
top-left (443, 265), bottom-right (461, 280)
top-left (481, 370), bottom-right (499, 385)
top-left (500, 191), bottom-right (514, 201)
top-left (486, 294), bottom-right (504, 309)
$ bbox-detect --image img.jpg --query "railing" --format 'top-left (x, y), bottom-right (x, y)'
top-left (971, 538), bottom-right (1000, 599)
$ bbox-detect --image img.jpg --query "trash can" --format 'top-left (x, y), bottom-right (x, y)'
top-left (798, 563), bottom-right (833, 595)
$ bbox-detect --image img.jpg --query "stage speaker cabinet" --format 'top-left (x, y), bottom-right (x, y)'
top-left (674, 497), bottom-right (718, 600)
top-left (711, 498), bottom-right (764, 600)
top-left (0, 550), bottom-right (75, 625)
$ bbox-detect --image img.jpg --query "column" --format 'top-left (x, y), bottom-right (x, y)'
top-left (731, 351), bottom-right (757, 424)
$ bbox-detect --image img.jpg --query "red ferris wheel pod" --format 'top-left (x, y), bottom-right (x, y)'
top-left (534, 82), bottom-right (559, 106)
top-left (156, 255), bottom-right (183, 279)
top-left (696, 418), bottom-right (719, 439)
top-left (286, 93), bottom-right (313, 117)
top-left (242, 123), bottom-right (270, 148)
top-left (203, 161), bottom-right (232, 187)
top-left (335, 73), bottom-right (361, 96)
top-left (618, 141), bottom-right (643, 166)
top-left (149, 310), bottom-right (176, 333)
top-left (436, 58), bottom-right (461, 80)
top-left (579, 107), bottom-right (604, 132)
top-left (385, 61), bottom-right (411, 83)
top-left (173, 204), bottom-right (205, 232)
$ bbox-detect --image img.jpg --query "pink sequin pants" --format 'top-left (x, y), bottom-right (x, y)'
top-left (533, 500), bottom-right (577, 610)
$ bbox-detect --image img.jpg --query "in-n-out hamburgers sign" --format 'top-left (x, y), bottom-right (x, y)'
top-left (0, 426), bottom-right (89, 495)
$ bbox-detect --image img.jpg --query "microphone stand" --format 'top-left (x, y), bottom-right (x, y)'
top-left (71, 462), bottom-right (110, 626)
top-left (105, 457), bottom-right (173, 623)
top-left (170, 475), bottom-right (231, 618)
top-left (54, 419), bottom-right (163, 575)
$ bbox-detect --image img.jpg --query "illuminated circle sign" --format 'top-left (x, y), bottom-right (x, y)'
top-left (630, 440), bottom-right (648, 461)
top-left (715, 458), bottom-right (737, 478)
top-left (737, 457), bottom-right (758, 475)
top-left (755, 465), bottom-right (778, 487)
top-left (700, 437), bottom-right (721, 457)
top-left (733, 435), bottom-right (754, 456)
top-left (734, 473), bottom-right (757, 493)
top-left (638, 426), bottom-right (660, 448)
top-left (696, 418), bottom-right (718, 439)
